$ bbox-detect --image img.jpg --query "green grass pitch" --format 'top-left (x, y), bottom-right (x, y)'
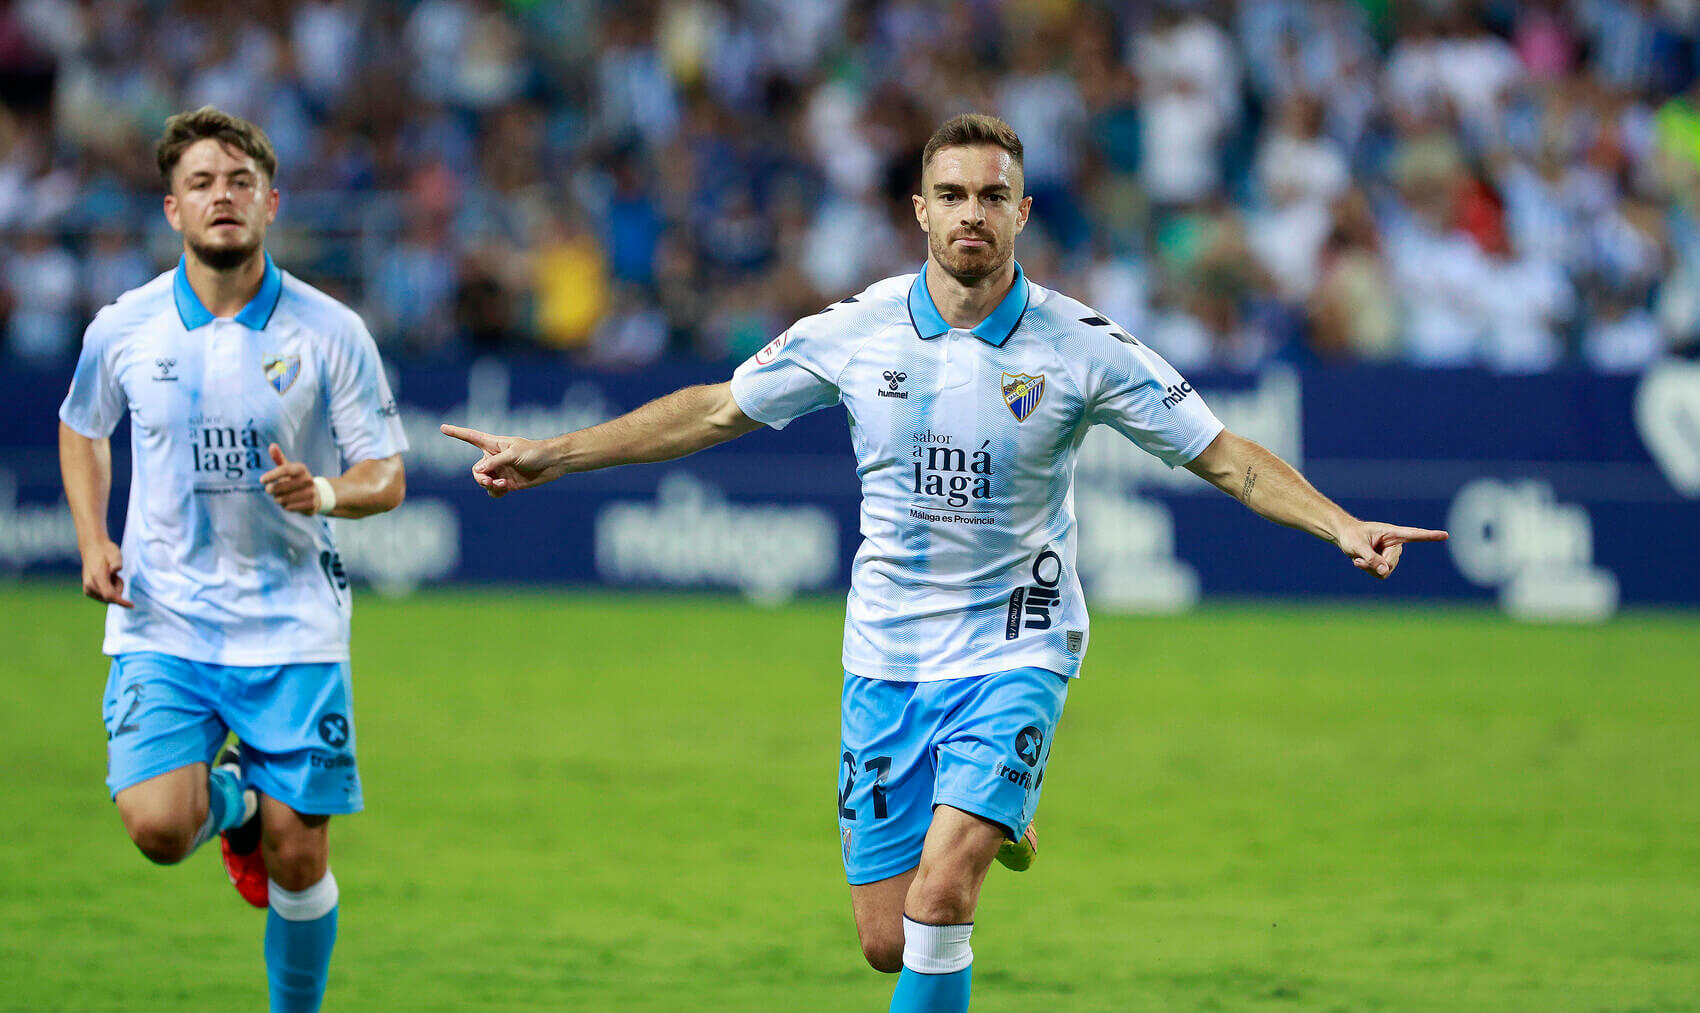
top-left (3, 583), bottom-right (1697, 1011)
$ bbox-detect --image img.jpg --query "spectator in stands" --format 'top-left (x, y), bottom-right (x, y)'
top-left (1309, 188), bottom-right (1400, 362)
top-left (3, 226), bottom-right (80, 363)
top-left (0, 0), bottom-right (1692, 374)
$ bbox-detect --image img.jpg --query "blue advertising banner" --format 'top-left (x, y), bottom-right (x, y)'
top-left (5, 358), bottom-right (1691, 616)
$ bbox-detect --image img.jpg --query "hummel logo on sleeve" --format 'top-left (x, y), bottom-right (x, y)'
top-left (1080, 314), bottom-right (1140, 345)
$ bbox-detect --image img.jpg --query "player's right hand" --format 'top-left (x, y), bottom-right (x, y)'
top-left (80, 539), bottom-right (134, 608)
top-left (439, 424), bottom-right (565, 498)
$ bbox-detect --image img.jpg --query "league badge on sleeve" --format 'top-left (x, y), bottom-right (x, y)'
top-left (1002, 372), bottom-right (1045, 422)
top-left (262, 354), bottom-right (300, 395)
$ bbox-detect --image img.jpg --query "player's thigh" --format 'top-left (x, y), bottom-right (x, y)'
top-left (904, 803), bottom-right (1008, 924)
top-left (102, 652), bottom-right (227, 804)
top-left (839, 673), bottom-right (936, 887)
top-left (932, 667), bottom-right (1070, 843)
top-left (223, 660), bottom-right (363, 817)
top-left (114, 763), bottom-right (211, 844)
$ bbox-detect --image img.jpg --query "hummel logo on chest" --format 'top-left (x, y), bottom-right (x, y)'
top-left (879, 370), bottom-right (909, 399)
top-left (153, 358), bottom-right (179, 381)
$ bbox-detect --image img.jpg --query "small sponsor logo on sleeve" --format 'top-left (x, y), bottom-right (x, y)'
top-left (754, 332), bottom-right (788, 365)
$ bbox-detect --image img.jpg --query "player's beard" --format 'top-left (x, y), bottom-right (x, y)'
top-left (188, 231), bottom-right (263, 272)
top-left (928, 228), bottom-right (1007, 281)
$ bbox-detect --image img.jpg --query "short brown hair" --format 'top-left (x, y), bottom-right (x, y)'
top-left (155, 106), bottom-right (278, 188)
top-left (921, 114), bottom-right (1024, 173)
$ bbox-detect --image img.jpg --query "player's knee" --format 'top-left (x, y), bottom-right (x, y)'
top-left (905, 875), bottom-right (976, 926)
top-left (124, 814), bottom-right (198, 865)
top-left (263, 835), bottom-right (328, 891)
top-left (859, 932), bottom-right (905, 974)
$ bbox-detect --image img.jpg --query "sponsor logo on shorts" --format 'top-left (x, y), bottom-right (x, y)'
top-left (1015, 725), bottom-right (1044, 767)
top-left (310, 751), bottom-right (355, 769)
top-left (317, 713), bottom-right (349, 747)
top-left (993, 760), bottom-right (1034, 789)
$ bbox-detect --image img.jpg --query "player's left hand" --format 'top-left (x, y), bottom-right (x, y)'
top-left (1335, 522), bottom-right (1449, 579)
top-left (261, 444), bottom-right (323, 515)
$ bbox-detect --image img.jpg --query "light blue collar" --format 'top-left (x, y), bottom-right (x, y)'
top-left (906, 261), bottom-right (1030, 346)
top-left (173, 253), bottom-right (283, 331)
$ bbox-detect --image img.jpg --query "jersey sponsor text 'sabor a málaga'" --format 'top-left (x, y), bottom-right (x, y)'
top-left (730, 263), bottom-right (1223, 682)
top-left (59, 256), bottom-right (408, 665)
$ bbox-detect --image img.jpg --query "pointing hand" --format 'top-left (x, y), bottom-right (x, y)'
top-left (440, 424), bottom-right (564, 498)
top-left (1337, 522), bottom-right (1449, 579)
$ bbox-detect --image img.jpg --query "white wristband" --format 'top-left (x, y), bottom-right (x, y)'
top-left (313, 476), bottom-right (337, 515)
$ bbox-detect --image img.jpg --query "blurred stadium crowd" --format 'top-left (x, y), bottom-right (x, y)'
top-left (4, 0), bottom-right (1700, 374)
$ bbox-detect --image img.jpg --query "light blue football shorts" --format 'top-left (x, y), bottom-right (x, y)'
top-left (102, 651), bottom-right (363, 815)
top-left (838, 666), bottom-right (1070, 885)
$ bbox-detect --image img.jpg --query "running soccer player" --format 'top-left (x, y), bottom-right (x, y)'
top-left (442, 114), bottom-right (1446, 1012)
top-left (58, 106), bottom-right (407, 1013)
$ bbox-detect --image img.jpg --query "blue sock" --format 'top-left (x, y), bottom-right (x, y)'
top-left (889, 916), bottom-right (973, 1013)
top-left (207, 766), bottom-right (246, 833)
top-left (889, 965), bottom-right (971, 1013)
top-left (180, 766), bottom-right (248, 857)
top-left (265, 871), bottom-right (339, 1013)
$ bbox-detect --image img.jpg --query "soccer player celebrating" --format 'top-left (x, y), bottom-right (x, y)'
top-left (443, 114), bottom-right (1446, 1012)
top-left (58, 107), bottom-right (407, 1013)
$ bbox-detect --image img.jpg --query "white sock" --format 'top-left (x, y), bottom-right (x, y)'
top-left (270, 870), bottom-right (340, 922)
top-left (901, 916), bottom-right (974, 974)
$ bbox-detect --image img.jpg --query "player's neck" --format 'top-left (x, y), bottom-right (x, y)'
top-left (924, 258), bottom-right (1016, 330)
top-left (183, 249), bottom-right (267, 318)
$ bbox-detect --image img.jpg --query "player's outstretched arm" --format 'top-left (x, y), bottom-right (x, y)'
top-left (58, 421), bottom-right (132, 607)
top-left (440, 381), bottom-right (763, 498)
top-left (1184, 430), bottom-right (1448, 579)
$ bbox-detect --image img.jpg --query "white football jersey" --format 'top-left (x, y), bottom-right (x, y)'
top-left (59, 256), bottom-right (407, 665)
top-left (731, 263), bottom-right (1223, 682)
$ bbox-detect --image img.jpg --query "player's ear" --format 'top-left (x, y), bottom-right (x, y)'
top-left (912, 193), bottom-right (928, 231)
top-left (266, 185), bottom-right (280, 224)
top-left (1014, 195), bottom-right (1032, 235)
top-left (163, 193), bottom-right (183, 233)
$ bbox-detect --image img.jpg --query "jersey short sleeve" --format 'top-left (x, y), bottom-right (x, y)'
top-left (728, 325), bottom-right (845, 430)
top-left (1087, 330), bottom-right (1224, 467)
top-left (324, 316), bottom-right (407, 464)
top-left (58, 312), bottom-right (127, 439)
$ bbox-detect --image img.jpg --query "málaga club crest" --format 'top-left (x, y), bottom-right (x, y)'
top-left (263, 354), bottom-right (300, 394)
top-left (1002, 372), bottom-right (1044, 422)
